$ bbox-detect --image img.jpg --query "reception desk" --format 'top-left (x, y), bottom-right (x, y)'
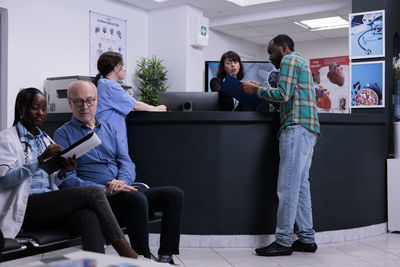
top-left (43, 112), bottom-right (388, 235)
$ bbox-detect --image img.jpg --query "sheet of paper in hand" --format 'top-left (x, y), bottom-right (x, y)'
top-left (39, 132), bottom-right (102, 174)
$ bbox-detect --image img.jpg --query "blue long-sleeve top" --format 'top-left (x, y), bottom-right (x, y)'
top-left (53, 117), bottom-right (136, 189)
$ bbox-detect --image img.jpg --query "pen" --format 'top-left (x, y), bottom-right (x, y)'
top-left (43, 131), bottom-right (55, 144)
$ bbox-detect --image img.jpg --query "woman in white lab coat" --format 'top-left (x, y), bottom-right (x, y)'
top-left (0, 88), bottom-right (138, 258)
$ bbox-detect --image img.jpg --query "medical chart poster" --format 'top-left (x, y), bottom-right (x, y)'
top-left (349, 10), bottom-right (385, 59)
top-left (309, 56), bottom-right (350, 113)
top-left (350, 61), bottom-right (385, 108)
top-left (89, 11), bottom-right (127, 77)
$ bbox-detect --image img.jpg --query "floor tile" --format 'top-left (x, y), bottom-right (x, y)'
top-left (0, 254), bottom-right (43, 267)
top-left (268, 252), bottom-right (325, 267)
top-left (369, 258), bottom-right (400, 267)
top-left (213, 248), bottom-right (279, 267)
top-left (306, 245), bottom-right (374, 266)
top-left (176, 248), bottom-right (232, 267)
top-left (331, 240), bottom-right (400, 261)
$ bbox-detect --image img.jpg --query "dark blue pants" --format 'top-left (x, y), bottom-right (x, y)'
top-left (108, 186), bottom-right (184, 258)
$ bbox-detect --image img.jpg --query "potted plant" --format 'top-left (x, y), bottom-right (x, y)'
top-left (135, 55), bottom-right (169, 106)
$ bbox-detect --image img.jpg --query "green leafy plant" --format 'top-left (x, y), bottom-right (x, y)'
top-left (135, 55), bottom-right (169, 106)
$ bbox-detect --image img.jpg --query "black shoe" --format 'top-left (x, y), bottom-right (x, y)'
top-left (292, 239), bottom-right (318, 252)
top-left (255, 241), bottom-right (293, 256)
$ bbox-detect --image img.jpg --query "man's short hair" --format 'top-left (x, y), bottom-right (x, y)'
top-left (270, 34), bottom-right (295, 51)
top-left (67, 80), bottom-right (97, 98)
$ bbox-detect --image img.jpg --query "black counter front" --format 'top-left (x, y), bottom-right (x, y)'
top-left (43, 112), bottom-right (388, 235)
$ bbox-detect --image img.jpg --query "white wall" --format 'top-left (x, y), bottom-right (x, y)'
top-left (185, 6), bottom-right (206, 92)
top-left (205, 30), bottom-right (266, 61)
top-left (148, 4), bottom-right (206, 92)
top-left (148, 5), bottom-right (190, 92)
top-left (295, 37), bottom-right (349, 63)
top-left (0, 0), bottom-right (147, 127)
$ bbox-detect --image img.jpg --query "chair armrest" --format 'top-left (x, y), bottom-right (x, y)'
top-left (132, 182), bottom-right (150, 189)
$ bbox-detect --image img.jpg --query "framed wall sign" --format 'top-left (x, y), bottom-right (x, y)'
top-left (349, 10), bottom-right (385, 59)
top-left (350, 61), bottom-right (385, 108)
top-left (89, 11), bottom-right (126, 77)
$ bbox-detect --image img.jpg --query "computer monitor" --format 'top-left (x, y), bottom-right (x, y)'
top-left (205, 61), bottom-right (279, 92)
top-left (205, 61), bottom-right (279, 112)
top-left (158, 92), bottom-right (219, 111)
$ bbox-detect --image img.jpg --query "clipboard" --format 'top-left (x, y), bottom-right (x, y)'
top-left (220, 74), bottom-right (261, 110)
top-left (39, 132), bottom-right (102, 174)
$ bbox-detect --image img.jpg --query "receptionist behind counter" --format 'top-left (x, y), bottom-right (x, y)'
top-left (210, 51), bottom-right (245, 111)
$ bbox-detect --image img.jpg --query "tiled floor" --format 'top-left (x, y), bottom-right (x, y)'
top-left (2, 233), bottom-right (400, 266)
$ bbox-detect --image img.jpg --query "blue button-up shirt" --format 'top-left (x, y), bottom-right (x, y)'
top-left (17, 122), bottom-right (52, 195)
top-left (53, 117), bottom-right (136, 189)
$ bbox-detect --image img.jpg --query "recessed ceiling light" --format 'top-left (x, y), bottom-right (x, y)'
top-left (152, 0), bottom-right (169, 2)
top-left (225, 0), bottom-right (282, 7)
top-left (294, 16), bottom-right (349, 31)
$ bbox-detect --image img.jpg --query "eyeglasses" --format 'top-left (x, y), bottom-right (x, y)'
top-left (70, 98), bottom-right (96, 107)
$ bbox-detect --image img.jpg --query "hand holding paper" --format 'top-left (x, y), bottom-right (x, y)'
top-left (37, 144), bottom-right (64, 164)
top-left (240, 81), bottom-right (262, 95)
top-left (57, 155), bottom-right (78, 178)
top-left (39, 132), bottom-right (102, 174)
top-left (221, 75), bottom-right (261, 110)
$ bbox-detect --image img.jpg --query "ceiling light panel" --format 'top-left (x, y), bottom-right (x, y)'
top-left (225, 0), bottom-right (282, 7)
top-left (295, 16), bottom-right (349, 31)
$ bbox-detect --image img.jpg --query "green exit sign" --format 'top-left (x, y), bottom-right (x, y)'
top-left (201, 26), bottom-right (207, 36)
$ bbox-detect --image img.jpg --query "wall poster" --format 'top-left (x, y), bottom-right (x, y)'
top-left (89, 11), bottom-right (126, 77)
top-left (349, 10), bottom-right (385, 59)
top-left (310, 56), bottom-right (350, 113)
top-left (350, 61), bottom-right (385, 108)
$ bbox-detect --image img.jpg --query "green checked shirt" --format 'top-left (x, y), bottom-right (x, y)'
top-left (257, 51), bottom-right (320, 135)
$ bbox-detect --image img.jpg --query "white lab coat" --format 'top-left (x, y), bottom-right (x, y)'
top-left (0, 126), bottom-right (58, 238)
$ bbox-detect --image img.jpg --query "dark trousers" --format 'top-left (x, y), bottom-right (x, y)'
top-left (22, 186), bottom-right (124, 253)
top-left (108, 186), bottom-right (184, 258)
top-left (0, 229), bottom-right (4, 256)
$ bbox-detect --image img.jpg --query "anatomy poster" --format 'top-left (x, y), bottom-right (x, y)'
top-left (89, 11), bottom-right (126, 76)
top-left (350, 61), bottom-right (385, 108)
top-left (349, 10), bottom-right (385, 59)
top-left (310, 56), bottom-right (350, 113)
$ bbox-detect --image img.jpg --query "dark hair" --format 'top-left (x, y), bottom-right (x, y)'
top-left (216, 51), bottom-right (244, 80)
top-left (92, 52), bottom-right (123, 86)
top-left (13, 88), bottom-right (44, 126)
top-left (270, 34), bottom-right (295, 51)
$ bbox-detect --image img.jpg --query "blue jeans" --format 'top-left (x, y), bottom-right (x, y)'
top-left (275, 125), bottom-right (317, 247)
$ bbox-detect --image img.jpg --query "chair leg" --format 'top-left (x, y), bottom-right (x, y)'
top-left (150, 248), bottom-right (158, 261)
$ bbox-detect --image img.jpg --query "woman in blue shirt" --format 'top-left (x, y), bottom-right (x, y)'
top-left (93, 52), bottom-right (166, 146)
top-left (0, 88), bottom-right (138, 258)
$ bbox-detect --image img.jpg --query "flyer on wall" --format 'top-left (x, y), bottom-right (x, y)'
top-left (350, 61), bottom-right (385, 109)
top-left (89, 11), bottom-right (126, 79)
top-left (349, 10), bottom-right (385, 59)
top-left (309, 56), bottom-right (350, 113)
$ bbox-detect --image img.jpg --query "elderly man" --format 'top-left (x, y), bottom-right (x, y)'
top-left (241, 34), bottom-right (320, 257)
top-left (54, 80), bottom-right (183, 264)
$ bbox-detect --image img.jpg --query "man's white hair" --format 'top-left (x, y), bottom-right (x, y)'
top-left (67, 80), bottom-right (97, 98)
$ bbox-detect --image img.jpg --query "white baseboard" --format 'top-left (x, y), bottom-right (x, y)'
top-left (149, 222), bottom-right (387, 248)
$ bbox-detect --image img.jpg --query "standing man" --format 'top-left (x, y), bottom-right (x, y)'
top-left (241, 34), bottom-right (320, 256)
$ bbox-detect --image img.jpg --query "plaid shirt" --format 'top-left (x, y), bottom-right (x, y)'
top-left (257, 51), bottom-right (320, 135)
